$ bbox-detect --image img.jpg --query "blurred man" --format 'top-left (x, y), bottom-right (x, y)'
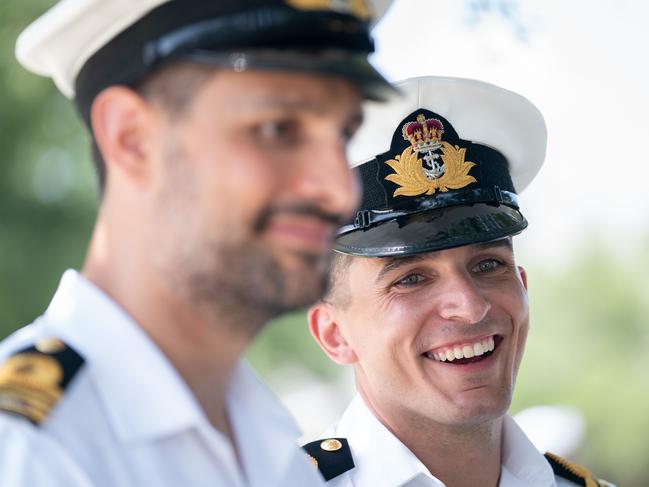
top-left (305, 77), bottom-right (614, 486)
top-left (0, 1), bottom-right (395, 486)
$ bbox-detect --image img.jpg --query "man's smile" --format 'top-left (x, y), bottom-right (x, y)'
top-left (423, 334), bottom-right (504, 365)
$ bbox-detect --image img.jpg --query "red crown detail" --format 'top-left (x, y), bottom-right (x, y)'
top-left (402, 114), bottom-right (444, 152)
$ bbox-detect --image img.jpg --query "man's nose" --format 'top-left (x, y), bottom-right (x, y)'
top-left (289, 137), bottom-right (360, 220)
top-left (435, 271), bottom-right (491, 325)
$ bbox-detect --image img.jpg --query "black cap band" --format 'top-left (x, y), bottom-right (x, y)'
top-left (74, 0), bottom-right (381, 126)
top-left (340, 186), bottom-right (519, 234)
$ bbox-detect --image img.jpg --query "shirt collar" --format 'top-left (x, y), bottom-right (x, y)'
top-left (333, 396), bottom-right (443, 487)
top-left (43, 270), bottom-right (305, 483)
top-left (44, 270), bottom-right (203, 442)
top-left (500, 415), bottom-right (557, 486)
top-left (227, 361), bottom-right (303, 486)
top-left (333, 396), bottom-right (557, 487)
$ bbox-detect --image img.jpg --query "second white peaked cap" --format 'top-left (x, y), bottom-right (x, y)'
top-left (15, 0), bottom-right (394, 100)
top-left (348, 76), bottom-right (547, 193)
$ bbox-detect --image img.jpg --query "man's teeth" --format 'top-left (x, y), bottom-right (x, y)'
top-left (431, 336), bottom-right (496, 362)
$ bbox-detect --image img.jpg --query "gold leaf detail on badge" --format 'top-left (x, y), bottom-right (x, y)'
top-left (384, 142), bottom-right (477, 197)
top-left (285, 0), bottom-right (371, 20)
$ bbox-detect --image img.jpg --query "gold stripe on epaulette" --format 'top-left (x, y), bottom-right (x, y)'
top-left (546, 452), bottom-right (599, 487)
top-left (0, 385), bottom-right (57, 409)
top-left (0, 394), bottom-right (49, 424)
top-left (0, 382), bottom-right (62, 411)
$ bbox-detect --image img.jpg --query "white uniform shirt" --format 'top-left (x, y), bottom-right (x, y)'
top-left (319, 396), bottom-right (582, 487)
top-left (0, 270), bottom-right (324, 487)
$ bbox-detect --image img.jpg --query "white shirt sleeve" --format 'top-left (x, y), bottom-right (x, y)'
top-left (0, 415), bottom-right (93, 487)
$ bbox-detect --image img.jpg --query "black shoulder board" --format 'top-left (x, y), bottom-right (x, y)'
top-left (545, 452), bottom-right (615, 487)
top-left (303, 437), bottom-right (355, 481)
top-left (0, 338), bottom-right (84, 425)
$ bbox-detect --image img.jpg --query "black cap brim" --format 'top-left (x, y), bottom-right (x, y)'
top-left (184, 48), bottom-right (397, 101)
top-left (335, 204), bottom-right (527, 257)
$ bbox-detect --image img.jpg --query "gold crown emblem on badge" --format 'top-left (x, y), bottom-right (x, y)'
top-left (402, 114), bottom-right (445, 153)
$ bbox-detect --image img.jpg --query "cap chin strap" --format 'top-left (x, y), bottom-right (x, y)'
top-left (340, 186), bottom-right (518, 234)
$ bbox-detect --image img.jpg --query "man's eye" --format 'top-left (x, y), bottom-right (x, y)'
top-left (473, 259), bottom-right (502, 274)
top-left (257, 120), bottom-right (298, 141)
top-left (341, 123), bottom-right (359, 144)
top-left (395, 274), bottom-right (425, 287)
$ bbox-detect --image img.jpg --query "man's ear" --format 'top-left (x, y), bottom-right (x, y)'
top-left (518, 266), bottom-right (528, 290)
top-left (91, 86), bottom-right (156, 187)
top-left (308, 302), bottom-right (358, 365)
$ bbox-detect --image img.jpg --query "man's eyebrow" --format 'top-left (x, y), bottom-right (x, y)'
top-left (373, 239), bottom-right (514, 284)
top-left (239, 97), bottom-right (324, 112)
top-left (236, 95), bottom-right (359, 118)
top-left (375, 254), bottom-right (432, 284)
top-left (233, 97), bottom-right (363, 131)
top-left (473, 238), bottom-right (513, 252)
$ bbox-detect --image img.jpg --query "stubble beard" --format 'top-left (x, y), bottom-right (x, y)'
top-left (182, 238), bottom-right (331, 336)
top-left (155, 140), bottom-right (331, 337)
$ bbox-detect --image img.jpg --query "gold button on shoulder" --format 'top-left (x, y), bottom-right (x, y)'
top-left (35, 338), bottom-right (67, 354)
top-left (320, 438), bottom-right (342, 452)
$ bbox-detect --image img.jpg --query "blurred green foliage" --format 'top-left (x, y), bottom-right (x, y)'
top-left (1, 1), bottom-right (647, 485)
top-left (0, 0), bottom-right (96, 331)
top-left (513, 242), bottom-right (649, 485)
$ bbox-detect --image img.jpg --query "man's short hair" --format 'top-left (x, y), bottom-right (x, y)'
top-left (324, 252), bottom-right (355, 309)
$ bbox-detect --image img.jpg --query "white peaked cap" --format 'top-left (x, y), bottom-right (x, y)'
top-left (16, 0), bottom-right (395, 99)
top-left (16, 0), bottom-right (167, 98)
top-left (349, 76), bottom-right (547, 193)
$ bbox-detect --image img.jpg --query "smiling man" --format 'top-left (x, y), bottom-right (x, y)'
top-left (304, 77), bottom-right (614, 487)
top-left (0, 1), bottom-right (395, 486)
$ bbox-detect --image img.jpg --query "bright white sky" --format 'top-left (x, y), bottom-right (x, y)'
top-left (370, 0), bottom-right (649, 261)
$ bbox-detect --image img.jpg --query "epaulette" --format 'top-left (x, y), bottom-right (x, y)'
top-left (303, 437), bottom-right (355, 481)
top-left (0, 338), bottom-right (84, 425)
top-left (545, 452), bottom-right (615, 487)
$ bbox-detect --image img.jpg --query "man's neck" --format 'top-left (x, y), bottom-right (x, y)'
top-left (409, 418), bottom-right (503, 487)
top-left (82, 240), bottom-right (254, 439)
top-left (362, 394), bottom-right (504, 487)
top-left (135, 284), bottom-right (250, 435)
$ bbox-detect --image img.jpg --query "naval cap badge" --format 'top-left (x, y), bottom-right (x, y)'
top-left (385, 112), bottom-right (478, 197)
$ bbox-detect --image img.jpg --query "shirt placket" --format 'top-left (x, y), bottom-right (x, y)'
top-left (197, 424), bottom-right (248, 487)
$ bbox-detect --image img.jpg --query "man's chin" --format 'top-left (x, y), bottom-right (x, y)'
top-left (271, 253), bottom-right (330, 310)
top-left (182, 239), bottom-right (331, 326)
top-left (445, 397), bottom-right (511, 426)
